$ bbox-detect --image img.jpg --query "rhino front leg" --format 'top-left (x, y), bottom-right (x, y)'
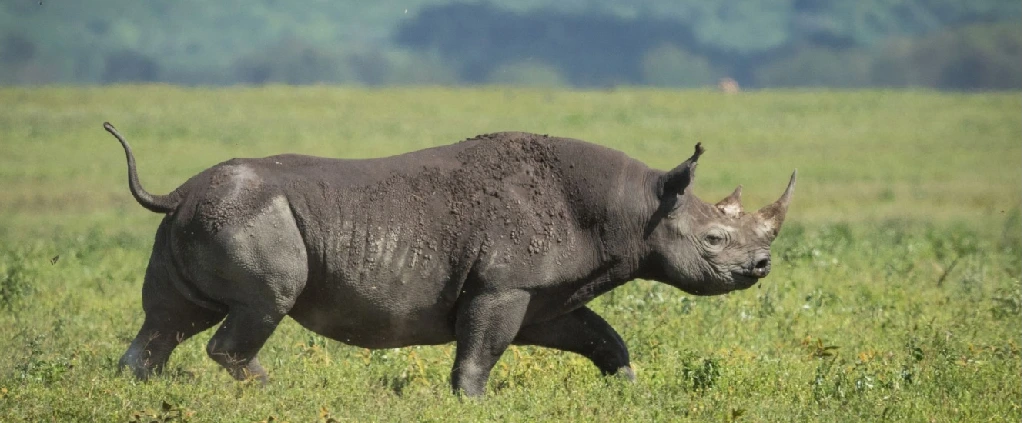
top-left (451, 290), bottom-right (531, 397)
top-left (513, 306), bottom-right (635, 381)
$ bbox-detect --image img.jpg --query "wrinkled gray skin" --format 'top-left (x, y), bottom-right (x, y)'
top-left (105, 122), bottom-right (795, 396)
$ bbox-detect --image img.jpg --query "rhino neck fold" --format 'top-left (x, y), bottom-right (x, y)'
top-left (594, 163), bottom-right (662, 283)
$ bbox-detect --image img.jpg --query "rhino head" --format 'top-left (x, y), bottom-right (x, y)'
top-left (643, 143), bottom-right (796, 295)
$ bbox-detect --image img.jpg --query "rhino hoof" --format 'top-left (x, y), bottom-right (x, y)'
top-left (615, 366), bottom-right (636, 382)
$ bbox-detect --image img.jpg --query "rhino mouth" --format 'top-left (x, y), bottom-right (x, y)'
top-left (733, 260), bottom-right (770, 282)
top-left (730, 271), bottom-right (762, 288)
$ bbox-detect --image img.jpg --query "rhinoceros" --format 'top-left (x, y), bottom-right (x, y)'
top-left (105, 122), bottom-right (795, 396)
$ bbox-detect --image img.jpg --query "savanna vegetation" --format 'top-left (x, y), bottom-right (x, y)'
top-left (0, 87), bottom-right (1020, 421)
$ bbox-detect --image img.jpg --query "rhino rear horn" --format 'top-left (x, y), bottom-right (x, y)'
top-left (756, 170), bottom-right (797, 238)
top-left (715, 185), bottom-right (743, 217)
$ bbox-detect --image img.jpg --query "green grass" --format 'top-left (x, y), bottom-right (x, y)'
top-left (0, 86), bottom-right (1020, 422)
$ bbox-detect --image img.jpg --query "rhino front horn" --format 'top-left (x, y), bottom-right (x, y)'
top-left (756, 170), bottom-right (797, 238)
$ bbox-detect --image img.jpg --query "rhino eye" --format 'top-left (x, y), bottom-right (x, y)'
top-left (704, 233), bottom-right (726, 246)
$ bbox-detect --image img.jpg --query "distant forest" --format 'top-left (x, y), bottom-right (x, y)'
top-left (1, 1), bottom-right (1019, 89)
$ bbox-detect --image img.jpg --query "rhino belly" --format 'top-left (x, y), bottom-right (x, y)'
top-left (288, 266), bottom-right (460, 349)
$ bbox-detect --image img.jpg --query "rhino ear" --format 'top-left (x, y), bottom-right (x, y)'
top-left (658, 143), bottom-right (704, 199)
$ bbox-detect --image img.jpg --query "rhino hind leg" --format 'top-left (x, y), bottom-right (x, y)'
top-left (119, 255), bottom-right (226, 380)
top-left (513, 306), bottom-right (635, 381)
top-left (198, 252), bottom-right (304, 383)
top-left (188, 195), bottom-right (309, 383)
top-left (205, 307), bottom-right (284, 383)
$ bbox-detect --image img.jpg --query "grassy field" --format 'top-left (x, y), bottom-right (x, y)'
top-left (0, 86), bottom-right (1020, 422)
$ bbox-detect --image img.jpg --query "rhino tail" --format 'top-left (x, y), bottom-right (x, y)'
top-left (103, 122), bottom-right (179, 213)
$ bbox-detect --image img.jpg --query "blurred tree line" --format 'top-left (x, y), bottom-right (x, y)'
top-left (0, 0), bottom-right (1019, 89)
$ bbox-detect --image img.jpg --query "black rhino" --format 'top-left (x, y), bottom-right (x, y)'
top-left (105, 123), bottom-right (795, 396)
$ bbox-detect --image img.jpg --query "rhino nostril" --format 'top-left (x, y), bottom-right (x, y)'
top-left (754, 258), bottom-right (770, 270)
